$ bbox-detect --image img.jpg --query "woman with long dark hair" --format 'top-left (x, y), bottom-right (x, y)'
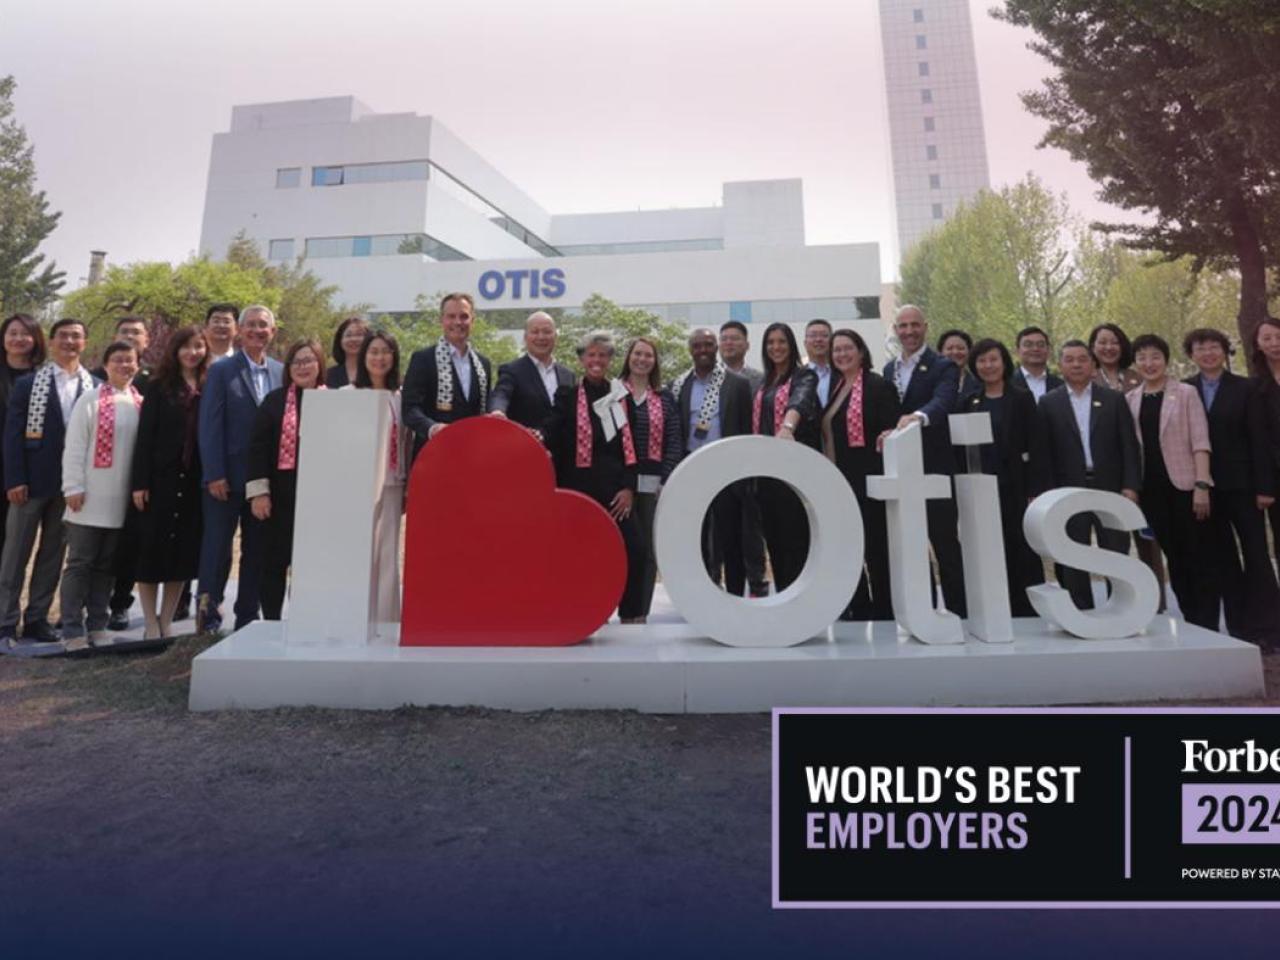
top-left (962, 338), bottom-right (1042, 616)
top-left (1249, 316), bottom-right (1280, 584)
top-left (131, 326), bottom-right (211, 638)
top-left (0, 313), bottom-right (46, 565)
top-left (753, 322), bottom-right (819, 591)
top-left (619, 336), bottom-right (681, 622)
top-left (326, 316), bottom-right (369, 389)
top-left (821, 328), bottom-right (900, 619)
top-left (349, 330), bottom-right (407, 628)
top-left (247, 339), bottom-right (327, 619)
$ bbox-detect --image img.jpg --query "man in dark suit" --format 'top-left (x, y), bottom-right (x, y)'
top-left (197, 304), bottom-right (284, 633)
top-left (488, 311), bottom-right (574, 433)
top-left (1032, 339), bottom-right (1141, 610)
top-left (0, 318), bottom-right (97, 643)
top-left (1012, 325), bottom-right (1063, 403)
top-left (403, 292), bottom-right (493, 460)
top-left (881, 305), bottom-right (967, 615)
top-left (1183, 328), bottom-right (1280, 642)
top-left (678, 327), bottom-right (767, 597)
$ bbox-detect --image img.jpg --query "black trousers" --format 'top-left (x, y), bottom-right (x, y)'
top-left (259, 506), bottom-right (295, 622)
top-left (1057, 513), bottom-right (1132, 611)
top-left (847, 491), bottom-right (892, 620)
top-left (926, 495), bottom-right (968, 617)
top-left (1206, 490), bottom-right (1280, 643)
top-left (757, 478), bottom-right (810, 592)
top-left (615, 513), bottom-right (646, 620)
top-left (702, 482), bottom-right (768, 597)
top-left (108, 504), bottom-right (140, 614)
top-left (999, 484), bottom-right (1042, 618)
top-left (1140, 477), bottom-right (1216, 630)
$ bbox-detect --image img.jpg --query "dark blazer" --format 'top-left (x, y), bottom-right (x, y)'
top-left (962, 386), bottom-right (1037, 503)
top-left (754, 366), bottom-right (821, 449)
top-left (882, 347), bottom-right (960, 474)
top-left (1251, 375), bottom-right (1280, 496)
top-left (1012, 368), bottom-right (1064, 398)
top-left (624, 389), bottom-right (683, 482)
top-left (3, 367), bottom-right (99, 499)
top-left (488, 354), bottom-right (575, 430)
top-left (247, 386), bottom-right (304, 510)
top-left (1032, 383), bottom-right (1141, 495)
top-left (325, 364), bottom-right (352, 390)
top-left (822, 371), bottom-right (901, 492)
top-left (677, 368), bottom-right (752, 449)
top-left (544, 379), bottom-right (637, 506)
top-left (1184, 371), bottom-right (1265, 494)
top-left (198, 350), bottom-right (285, 492)
top-left (402, 344), bottom-right (493, 458)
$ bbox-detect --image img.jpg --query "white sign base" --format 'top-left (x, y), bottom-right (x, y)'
top-left (189, 615), bottom-right (1262, 713)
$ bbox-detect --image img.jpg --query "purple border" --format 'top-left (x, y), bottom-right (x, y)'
top-left (771, 706), bottom-right (1280, 910)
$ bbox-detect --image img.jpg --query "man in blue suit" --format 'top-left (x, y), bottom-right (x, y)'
top-left (0, 318), bottom-right (97, 643)
top-left (881, 304), bottom-right (968, 616)
top-left (197, 304), bottom-right (284, 632)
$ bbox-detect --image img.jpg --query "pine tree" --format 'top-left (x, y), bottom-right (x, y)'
top-left (0, 76), bottom-right (64, 312)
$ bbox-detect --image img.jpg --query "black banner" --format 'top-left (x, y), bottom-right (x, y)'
top-left (773, 708), bottom-right (1280, 907)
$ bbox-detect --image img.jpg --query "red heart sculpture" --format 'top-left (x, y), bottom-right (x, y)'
top-left (400, 416), bottom-right (626, 646)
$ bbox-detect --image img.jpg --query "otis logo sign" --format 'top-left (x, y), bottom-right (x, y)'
top-left (477, 267), bottom-right (566, 301)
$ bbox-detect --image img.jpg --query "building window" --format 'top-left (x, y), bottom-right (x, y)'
top-left (923, 116), bottom-right (936, 132)
top-left (312, 166), bottom-right (344, 187)
top-left (918, 61), bottom-right (929, 77)
top-left (351, 236), bottom-right (372, 257)
top-left (729, 301), bottom-right (752, 324)
top-left (854, 296), bottom-right (881, 320)
top-left (268, 239), bottom-right (294, 260)
top-left (913, 8), bottom-right (924, 22)
top-left (926, 144), bottom-right (938, 161)
top-left (929, 173), bottom-right (941, 189)
top-left (932, 203), bottom-right (944, 219)
top-left (916, 34), bottom-right (927, 50)
top-left (921, 89), bottom-right (933, 104)
top-left (303, 233), bottom-right (470, 261)
top-left (275, 168), bottom-right (301, 189)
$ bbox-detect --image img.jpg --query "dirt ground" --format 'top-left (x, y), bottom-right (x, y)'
top-left (3, 638), bottom-right (1280, 957)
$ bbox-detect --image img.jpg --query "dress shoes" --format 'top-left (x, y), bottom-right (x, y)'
top-left (21, 621), bottom-right (60, 643)
top-left (107, 610), bottom-right (130, 632)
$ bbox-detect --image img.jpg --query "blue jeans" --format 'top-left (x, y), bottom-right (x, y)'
top-left (198, 489), bottom-right (266, 630)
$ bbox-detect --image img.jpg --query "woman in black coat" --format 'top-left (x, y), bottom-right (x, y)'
top-left (247, 338), bottom-right (326, 620)
top-left (821, 329), bottom-right (901, 620)
top-left (753, 322), bottom-right (820, 592)
top-left (130, 326), bottom-right (211, 638)
top-left (963, 338), bottom-right (1042, 617)
top-left (543, 331), bottom-right (646, 622)
top-left (325, 316), bottom-right (368, 389)
top-left (0, 313), bottom-right (45, 565)
top-left (1250, 316), bottom-right (1280, 579)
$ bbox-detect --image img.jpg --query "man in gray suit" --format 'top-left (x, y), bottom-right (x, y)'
top-left (678, 327), bottom-right (768, 597)
top-left (1032, 340), bottom-right (1142, 610)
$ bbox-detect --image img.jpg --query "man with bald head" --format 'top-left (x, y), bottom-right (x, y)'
top-left (488, 310), bottom-right (575, 431)
top-left (676, 327), bottom-right (769, 597)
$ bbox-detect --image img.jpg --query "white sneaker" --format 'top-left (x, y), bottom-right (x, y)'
top-left (88, 630), bottom-right (112, 647)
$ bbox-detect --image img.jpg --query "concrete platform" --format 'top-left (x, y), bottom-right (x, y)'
top-left (188, 613), bottom-right (1265, 713)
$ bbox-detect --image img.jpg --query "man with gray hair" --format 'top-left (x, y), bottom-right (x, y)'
top-left (196, 304), bottom-right (284, 633)
top-left (489, 310), bottom-right (575, 431)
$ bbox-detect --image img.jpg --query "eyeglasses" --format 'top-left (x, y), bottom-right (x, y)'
top-left (290, 357), bottom-right (319, 367)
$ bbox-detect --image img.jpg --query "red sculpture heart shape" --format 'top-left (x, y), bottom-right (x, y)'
top-left (400, 416), bottom-right (626, 646)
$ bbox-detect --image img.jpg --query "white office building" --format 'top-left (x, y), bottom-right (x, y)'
top-left (879, 0), bottom-right (991, 264)
top-left (198, 96), bottom-right (885, 358)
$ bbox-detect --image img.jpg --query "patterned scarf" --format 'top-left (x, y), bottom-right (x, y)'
top-left (277, 384), bottom-right (326, 471)
top-left (672, 363), bottom-right (726, 436)
top-left (434, 338), bottom-right (487, 412)
top-left (576, 381), bottom-right (636, 468)
top-left (93, 383), bottom-right (142, 468)
top-left (388, 395), bottom-right (400, 475)
top-left (25, 362), bottom-right (95, 440)
top-left (634, 389), bottom-right (664, 462)
top-left (845, 370), bottom-right (866, 448)
top-left (752, 377), bottom-right (793, 435)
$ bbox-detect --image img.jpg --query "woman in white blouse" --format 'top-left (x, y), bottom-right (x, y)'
top-left (60, 341), bottom-right (143, 646)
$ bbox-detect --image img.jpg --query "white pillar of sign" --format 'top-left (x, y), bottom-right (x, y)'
top-left (654, 436), bottom-right (863, 648)
top-left (285, 389), bottom-right (390, 646)
top-left (867, 422), bottom-right (965, 645)
top-left (948, 413), bottom-right (1014, 643)
top-left (1022, 487), bottom-right (1160, 639)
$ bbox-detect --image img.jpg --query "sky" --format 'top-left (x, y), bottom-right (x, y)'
top-left (2, 0), bottom-right (1126, 291)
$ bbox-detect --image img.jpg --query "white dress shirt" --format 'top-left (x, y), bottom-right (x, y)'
top-left (1020, 366), bottom-right (1049, 402)
top-left (243, 351), bottom-right (271, 403)
top-left (893, 349), bottom-right (931, 425)
top-left (451, 344), bottom-right (473, 401)
top-left (53, 364), bottom-right (88, 423)
top-left (531, 356), bottom-right (558, 404)
top-left (1068, 382), bottom-right (1094, 470)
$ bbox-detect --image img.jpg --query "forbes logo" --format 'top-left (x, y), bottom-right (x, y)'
top-left (477, 268), bottom-right (566, 301)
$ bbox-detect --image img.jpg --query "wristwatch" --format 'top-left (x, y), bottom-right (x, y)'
top-left (1194, 481), bottom-right (1212, 491)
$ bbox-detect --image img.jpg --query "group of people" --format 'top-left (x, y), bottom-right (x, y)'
top-left (2, 292), bottom-right (1278, 650)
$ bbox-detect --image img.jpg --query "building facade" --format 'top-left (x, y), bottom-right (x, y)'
top-left (198, 97), bottom-right (885, 359)
top-left (879, 0), bottom-right (991, 265)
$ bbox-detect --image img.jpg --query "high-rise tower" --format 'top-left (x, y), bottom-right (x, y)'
top-left (879, 0), bottom-right (991, 266)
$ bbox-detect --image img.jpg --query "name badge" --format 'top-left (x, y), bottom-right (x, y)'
top-left (695, 420), bottom-right (710, 440)
top-left (438, 401), bottom-right (453, 412)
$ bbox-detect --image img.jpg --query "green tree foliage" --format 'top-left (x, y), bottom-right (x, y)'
top-left (378, 294), bottom-right (523, 371)
top-left (60, 233), bottom-right (366, 351)
top-left (552, 294), bottom-right (694, 385)
top-left (0, 76), bottom-right (64, 312)
top-left (995, 0), bottom-right (1280, 361)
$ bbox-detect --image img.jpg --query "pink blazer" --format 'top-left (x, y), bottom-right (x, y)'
top-left (1125, 381), bottom-right (1211, 491)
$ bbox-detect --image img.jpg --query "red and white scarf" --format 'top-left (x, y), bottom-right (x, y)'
top-left (576, 381), bottom-right (636, 468)
top-left (845, 370), bottom-right (866, 448)
top-left (93, 383), bottom-right (141, 469)
top-left (277, 384), bottom-right (326, 471)
top-left (634, 389), bottom-right (664, 462)
top-left (752, 378), bottom-right (792, 435)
